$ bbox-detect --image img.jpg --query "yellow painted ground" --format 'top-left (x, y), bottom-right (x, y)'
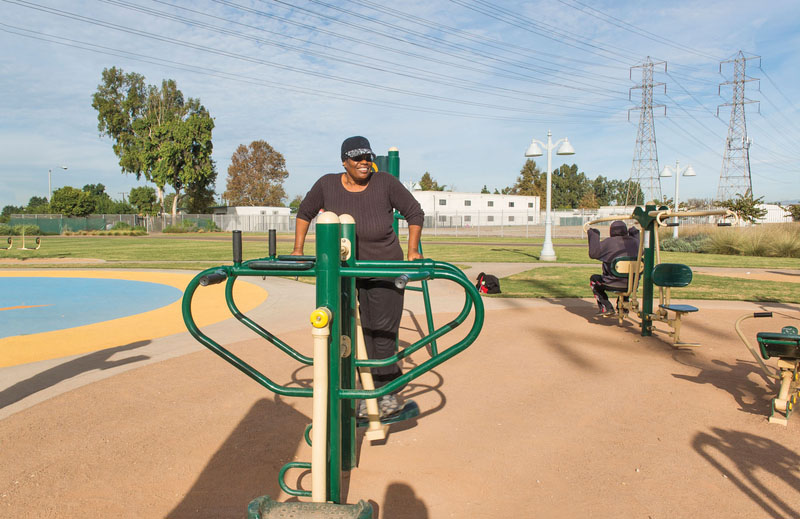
top-left (0, 270), bottom-right (268, 367)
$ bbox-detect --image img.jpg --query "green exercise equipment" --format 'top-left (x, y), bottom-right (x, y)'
top-left (736, 312), bottom-right (800, 425)
top-left (182, 213), bottom-right (484, 516)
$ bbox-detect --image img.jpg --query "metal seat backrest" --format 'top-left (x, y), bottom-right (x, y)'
top-left (652, 263), bottom-right (693, 288)
top-left (610, 256), bottom-right (640, 278)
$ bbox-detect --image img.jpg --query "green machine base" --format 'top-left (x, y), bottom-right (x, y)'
top-left (247, 495), bottom-right (373, 518)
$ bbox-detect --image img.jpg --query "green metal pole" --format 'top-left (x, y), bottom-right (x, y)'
top-left (339, 216), bottom-right (357, 472)
top-left (636, 204), bottom-right (661, 337)
top-left (315, 212), bottom-right (342, 503)
top-left (387, 148), bottom-right (400, 235)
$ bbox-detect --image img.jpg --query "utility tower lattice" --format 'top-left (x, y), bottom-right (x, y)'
top-left (626, 57), bottom-right (666, 206)
top-left (717, 51), bottom-right (760, 201)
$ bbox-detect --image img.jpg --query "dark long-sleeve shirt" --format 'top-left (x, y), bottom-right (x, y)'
top-left (588, 221), bottom-right (640, 285)
top-left (297, 171), bottom-right (424, 261)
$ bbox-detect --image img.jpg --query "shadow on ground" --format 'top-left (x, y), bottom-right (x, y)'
top-left (0, 341), bottom-right (151, 409)
top-left (693, 427), bottom-right (800, 518)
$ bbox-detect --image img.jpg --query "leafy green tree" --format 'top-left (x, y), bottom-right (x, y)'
top-left (684, 198), bottom-right (713, 210)
top-left (510, 159), bottom-right (544, 196)
top-left (224, 140), bottom-right (287, 206)
top-left (26, 196), bottom-right (49, 214)
top-left (109, 200), bottom-right (136, 214)
top-left (1, 205), bottom-right (25, 223)
top-left (183, 177), bottom-right (218, 213)
top-left (605, 179), bottom-right (642, 206)
top-left (480, 185), bottom-right (490, 194)
top-left (717, 190), bottom-right (768, 224)
top-left (51, 186), bottom-right (94, 217)
top-left (418, 172), bottom-right (445, 191)
top-left (551, 164), bottom-right (590, 209)
top-left (129, 186), bottom-right (158, 215)
top-left (780, 204), bottom-right (800, 222)
top-left (82, 183), bottom-right (114, 213)
top-left (579, 191), bottom-right (599, 209)
top-left (92, 67), bottom-right (215, 216)
top-left (289, 195), bottom-right (303, 214)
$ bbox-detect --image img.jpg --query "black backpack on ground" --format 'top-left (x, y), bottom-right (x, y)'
top-left (475, 272), bottom-right (501, 294)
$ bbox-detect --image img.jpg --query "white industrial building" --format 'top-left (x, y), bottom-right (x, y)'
top-left (410, 191), bottom-right (541, 227)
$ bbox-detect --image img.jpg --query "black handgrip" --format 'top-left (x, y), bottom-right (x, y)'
top-left (269, 229), bottom-right (276, 258)
top-left (754, 312), bottom-right (773, 318)
top-left (277, 255), bottom-right (317, 262)
top-left (666, 222), bottom-right (679, 227)
top-left (395, 274), bottom-right (410, 289)
top-left (233, 230), bottom-right (242, 264)
top-left (200, 270), bottom-right (227, 286)
top-left (717, 222), bottom-right (732, 227)
top-left (248, 260), bottom-right (315, 271)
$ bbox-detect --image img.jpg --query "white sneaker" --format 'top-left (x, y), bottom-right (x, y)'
top-left (378, 394), bottom-right (401, 417)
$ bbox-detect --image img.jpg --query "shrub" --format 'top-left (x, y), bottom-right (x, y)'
top-left (740, 228), bottom-right (771, 257)
top-left (706, 228), bottom-right (743, 256)
top-left (0, 223), bottom-right (12, 235)
top-left (12, 224), bottom-right (41, 236)
top-left (163, 225), bottom-right (191, 233)
top-left (660, 234), bottom-right (710, 253)
top-left (111, 221), bottom-right (133, 230)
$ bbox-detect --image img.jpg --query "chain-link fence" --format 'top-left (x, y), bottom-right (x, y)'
top-left (9, 207), bottom-right (790, 237)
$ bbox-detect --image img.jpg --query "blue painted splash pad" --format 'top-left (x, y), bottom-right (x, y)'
top-left (0, 277), bottom-right (183, 338)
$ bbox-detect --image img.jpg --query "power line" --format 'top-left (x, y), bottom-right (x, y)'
top-left (96, 0), bottom-right (622, 113)
top-left (555, 0), bottom-right (722, 61)
top-left (0, 22), bottom-right (604, 123)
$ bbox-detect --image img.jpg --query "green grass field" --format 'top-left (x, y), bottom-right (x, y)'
top-left (3, 233), bottom-right (799, 302)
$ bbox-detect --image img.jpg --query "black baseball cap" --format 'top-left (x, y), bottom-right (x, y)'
top-left (341, 136), bottom-right (375, 161)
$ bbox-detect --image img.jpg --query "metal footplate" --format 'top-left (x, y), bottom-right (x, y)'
top-left (248, 495), bottom-right (373, 518)
top-left (357, 400), bottom-right (420, 428)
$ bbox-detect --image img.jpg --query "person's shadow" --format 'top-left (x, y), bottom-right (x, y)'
top-left (374, 482), bottom-right (428, 519)
top-left (168, 397), bottom-right (310, 519)
top-left (0, 341), bottom-right (151, 409)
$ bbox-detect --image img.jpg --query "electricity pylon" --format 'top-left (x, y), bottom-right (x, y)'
top-left (627, 57), bottom-right (666, 206)
top-left (717, 51), bottom-right (760, 201)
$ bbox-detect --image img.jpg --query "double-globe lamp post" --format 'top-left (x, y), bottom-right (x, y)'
top-left (525, 130), bottom-right (575, 261)
top-left (48, 165), bottom-right (68, 202)
top-left (660, 160), bottom-right (695, 239)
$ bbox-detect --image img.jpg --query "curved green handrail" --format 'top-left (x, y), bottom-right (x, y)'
top-left (182, 266), bottom-right (312, 398)
top-left (183, 259), bottom-right (482, 402)
top-left (223, 275), bottom-right (313, 365)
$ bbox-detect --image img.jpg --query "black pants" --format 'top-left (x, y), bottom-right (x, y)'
top-left (590, 274), bottom-right (625, 312)
top-left (357, 277), bottom-right (404, 390)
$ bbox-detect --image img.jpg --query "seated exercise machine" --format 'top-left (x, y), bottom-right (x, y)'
top-left (182, 213), bottom-right (484, 517)
top-left (584, 204), bottom-right (736, 346)
top-left (736, 311), bottom-right (800, 425)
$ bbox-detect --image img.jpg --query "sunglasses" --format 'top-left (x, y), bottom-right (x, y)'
top-left (349, 154), bottom-right (373, 163)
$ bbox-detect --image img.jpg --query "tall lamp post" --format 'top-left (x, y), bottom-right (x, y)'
top-left (525, 130), bottom-right (575, 261)
top-left (48, 165), bottom-right (68, 202)
top-left (660, 160), bottom-right (695, 238)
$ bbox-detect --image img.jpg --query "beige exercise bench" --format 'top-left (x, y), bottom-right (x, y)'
top-left (609, 255), bottom-right (643, 324)
top-left (650, 263), bottom-right (699, 347)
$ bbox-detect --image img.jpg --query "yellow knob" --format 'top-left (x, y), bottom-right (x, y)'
top-left (310, 308), bottom-right (330, 328)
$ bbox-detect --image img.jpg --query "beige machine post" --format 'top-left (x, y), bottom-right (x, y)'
top-left (338, 213), bottom-right (388, 442)
top-left (309, 307), bottom-right (332, 502)
top-left (355, 300), bottom-right (389, 441)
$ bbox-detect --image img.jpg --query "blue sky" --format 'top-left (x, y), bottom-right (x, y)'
top-left (1, 0), bottom-right (798, 209)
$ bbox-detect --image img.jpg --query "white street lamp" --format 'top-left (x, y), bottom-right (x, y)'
top-left (48, 165), bottom-right (68, 202)
top-left (525, 130), bottom-right (575, 261)
top-left (660, 160), bottom-right (696, 238)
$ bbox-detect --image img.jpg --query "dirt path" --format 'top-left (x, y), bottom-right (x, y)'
top-left (2, 293), bottom-right (799, 518)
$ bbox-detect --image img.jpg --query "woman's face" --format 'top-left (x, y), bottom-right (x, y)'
top-left (342, 154), bottom-right (373, 184)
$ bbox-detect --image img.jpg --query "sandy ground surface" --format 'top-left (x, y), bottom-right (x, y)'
top-left (1, 264), bottom-right (799, 518)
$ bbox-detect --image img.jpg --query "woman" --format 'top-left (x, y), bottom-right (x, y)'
top-left (292, 136), bottom-right (424, 417)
